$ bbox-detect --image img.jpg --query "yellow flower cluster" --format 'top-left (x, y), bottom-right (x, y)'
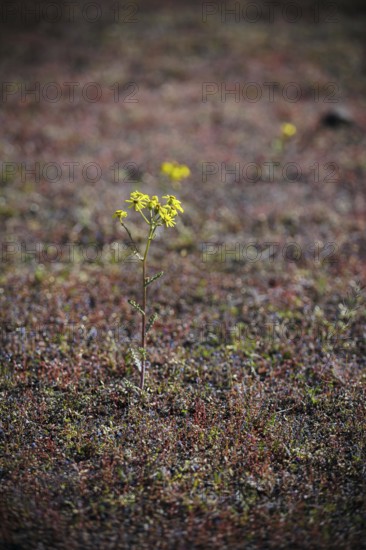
top-left (161, 162), bottom-right (191, 181)
top-left (114, 191), bottom-right (184, 228)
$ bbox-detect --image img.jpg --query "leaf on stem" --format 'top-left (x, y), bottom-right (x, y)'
top-left (138, 346), bottom-right (147, 360)
top-left (146, 312), bottom-right (159, 334)
top-left (129, 347), bottom-right (142, 373)
top-left (145, 271), bottom-right (164, 287)
top-left (128, 299), bottom-right (145, 316)
top-left (133, 250), bottom-right (144, 261)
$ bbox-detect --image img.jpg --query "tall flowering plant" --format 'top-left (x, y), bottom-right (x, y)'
top-left (113, 162), bottom-right (190, 389)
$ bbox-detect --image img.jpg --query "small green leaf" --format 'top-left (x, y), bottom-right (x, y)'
top-left (145, 271), bottom-right (164, 287)
top-left (146, 313), bottom-right (158, 334)
top-left (128, 299), bottom-right (145, 316)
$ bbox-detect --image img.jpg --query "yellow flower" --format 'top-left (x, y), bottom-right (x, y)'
top-left (157, 205), bottom-right (177, 227)
top-left (161, 162), bottom-right (190, 182)
top-left (164, 216), bottom-right (176, 228)
top-left (281, 122), bottom-right (297, 138)
top-left (157, 204), bottom-right (170, 219)
top-left (125, 191), bottom-right (149, 211)
top-left (148, 195), bottom-right (160, 210)
top-left (113, 209), bottom-right (128, 220)
top-left (162, 194), bottom-right (184, 213)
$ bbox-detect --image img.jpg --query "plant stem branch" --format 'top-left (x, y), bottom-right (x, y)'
top-left (121, 223), bottom-right (142, 260)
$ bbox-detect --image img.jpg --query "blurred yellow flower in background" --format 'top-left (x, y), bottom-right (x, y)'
top-left (281, 122), bottom-right (297, 138)
top-left (161, 162), bottom-right (191, 182)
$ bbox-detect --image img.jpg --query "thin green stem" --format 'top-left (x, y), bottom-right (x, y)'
top-left (137, 207), bottom-right (150, 225)
top-left (140, 225), bottom-right (155, 389)
top-left (141, 257), bottom-right (146, 389)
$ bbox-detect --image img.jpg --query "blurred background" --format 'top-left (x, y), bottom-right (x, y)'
top-left (1, 0), bottom-right (366, 346)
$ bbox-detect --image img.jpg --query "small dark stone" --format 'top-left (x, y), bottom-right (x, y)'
top-left (320, 109), bottom-right (353, 128)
